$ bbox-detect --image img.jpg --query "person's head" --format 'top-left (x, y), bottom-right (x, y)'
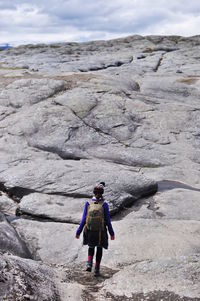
top-left (93, 182), bottom-right (105, 198)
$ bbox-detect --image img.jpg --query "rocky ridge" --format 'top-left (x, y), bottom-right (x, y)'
top-left (0, 34), bottom-right (200, 300)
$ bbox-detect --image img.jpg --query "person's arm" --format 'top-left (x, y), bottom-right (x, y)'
top-left (76, 201), bottom-right (89, 238)
top-left (104, 202), bottom-right (115, 239)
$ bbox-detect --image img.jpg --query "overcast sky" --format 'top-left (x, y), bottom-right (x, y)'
top-left (0, 0), bottom-right (200, 45)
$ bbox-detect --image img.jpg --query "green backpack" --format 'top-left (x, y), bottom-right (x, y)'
top-left (86, 200), bottom-right (104, 231)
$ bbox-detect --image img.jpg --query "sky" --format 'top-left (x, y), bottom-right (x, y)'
top-left (0, 0), bottom-right (200, 46)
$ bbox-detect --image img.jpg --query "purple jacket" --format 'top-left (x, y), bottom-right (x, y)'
top-left (76, 197), bottom-right (115, 237)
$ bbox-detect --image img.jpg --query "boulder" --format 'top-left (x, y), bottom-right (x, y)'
top-left (0, 253), bottom-right (61, 301)
top-left (0, 213), bottom-right (31, 258)
top-left (0, 193), bottom-right (17, 216)
top-left (0, 159), bottom-right (157, 213)
top-left (19, 193), bottom-right (85, 223)
top-left (11, 219), bottom-right (80, 265)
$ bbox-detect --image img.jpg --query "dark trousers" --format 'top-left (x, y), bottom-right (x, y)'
top-left (88, 246), bottom-right (103, 264)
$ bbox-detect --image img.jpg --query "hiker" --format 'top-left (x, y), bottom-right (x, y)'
top-left (75, 182), bottom-right (115, 276)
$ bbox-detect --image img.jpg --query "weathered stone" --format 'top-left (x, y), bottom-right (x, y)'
top-left (1, 34), bottom-right (200, 300)
top-left (0, 253), bottom-right (61, 301)
top-left (100, 218), bottom-right (200, 268)
top-left (98, 255), bottom-right (200, 300)
top-left (19, 193), bottom-right (85, 223)
top-left (124, 188), bottom-right (200, 221)
top-left (0, 193), bottom-right (17, 216)
top-left (0, 213), bottom-right (31, 258)
top-left (0, 78), bottom-right (66, 108)
top-left (0, 159), bottom-right (157, 213)
top-left (11, 219), bottom-right (80, 265)
top-left (53, 87), bottom-right (98, 118)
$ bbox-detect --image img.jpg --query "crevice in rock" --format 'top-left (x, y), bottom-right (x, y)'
top-left (16, 188), bottom-right (157, 225)
top-left (52, 97), bottom-right (98, 120)
top-left (0, 182), bottom-right (91, 205)
top-left (0, 181), bottom-right (158, 226)
top-left (14, 211), bottom-right (80, 225)
top-left (78, 58), bottom-right (133, 72)
top-left (111, 188), bottom-right (158, 221)
top-left (0, 183), bottom-right (34, 202)
top-left (68, 107), bottom-right (129, 147)
top-left (112, 179), bottom-right (200, 221)
top-left (48, 191), bottom-right (91, 198)
top-left (0, 110), bottom-right (18, 122)
top-left (153, 55), bottom-right (164, 72)
top-left (143, 44), bottom-right (179, 52)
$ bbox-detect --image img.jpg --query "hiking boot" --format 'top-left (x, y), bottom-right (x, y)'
top-left (86, 261), bottom-right (92, 272)
top-left (94, 267), bottom-right (100, 277)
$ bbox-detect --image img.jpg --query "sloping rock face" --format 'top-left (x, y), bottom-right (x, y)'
top-left (0, 35), bottom-right (200, 300)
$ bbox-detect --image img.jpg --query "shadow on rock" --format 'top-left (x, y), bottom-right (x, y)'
top-left (105, 291), bottom-right (200, 301)
top-left (158, 180), bottom-right (200, 193)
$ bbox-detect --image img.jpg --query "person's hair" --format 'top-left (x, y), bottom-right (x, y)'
top-left (93, 182), bottom-right (105, 195)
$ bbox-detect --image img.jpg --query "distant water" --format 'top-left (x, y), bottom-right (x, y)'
top-left (0, 43), bottom-right (12, 50)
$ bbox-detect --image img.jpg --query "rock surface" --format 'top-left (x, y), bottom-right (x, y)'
top-left (0, 213), bottom-right (31, 259)
top-left (0, 35), bottom-right (200, 300)
top-left (0, 253), bottom-right (61, 301)
top-left (98, 255), bottom-right (200, 300)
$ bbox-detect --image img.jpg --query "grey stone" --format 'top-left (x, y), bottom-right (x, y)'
top-left (98, 255), bottom-right (200, 299)
top-left (1, 34), bottom-right (200, 299)
top-left (19, 193), bottom-right (85, 223)
top-left (0, 78), bottom-right (66, 108)
top-left (125, 188), bottom-right (200, 221)
top-left (11, 219), bottom-right (80, 265)
top-left (0, 159), bottom-right (157, 213)
top-left (0, 193), bottom-right (17, 216)
top-left (100, 218), bottom-right (200, 268)
top-left (0, 253), bottom-right (61, 301)
top-left (0, 215), bottom-right (31, 258)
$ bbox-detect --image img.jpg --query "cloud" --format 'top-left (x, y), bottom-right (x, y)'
top-left (0, 4), bottom-right (50, 27)
top-left (0, 0), bottom-right (200, 45)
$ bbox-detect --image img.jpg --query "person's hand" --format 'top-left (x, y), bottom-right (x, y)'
top-left (111, 235), bottom-right (115, 240)
top-left (75, 234), bottom-right (80, 239)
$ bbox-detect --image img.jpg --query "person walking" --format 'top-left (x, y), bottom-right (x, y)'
top-left (76, 182), bottom-right (115, 276)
